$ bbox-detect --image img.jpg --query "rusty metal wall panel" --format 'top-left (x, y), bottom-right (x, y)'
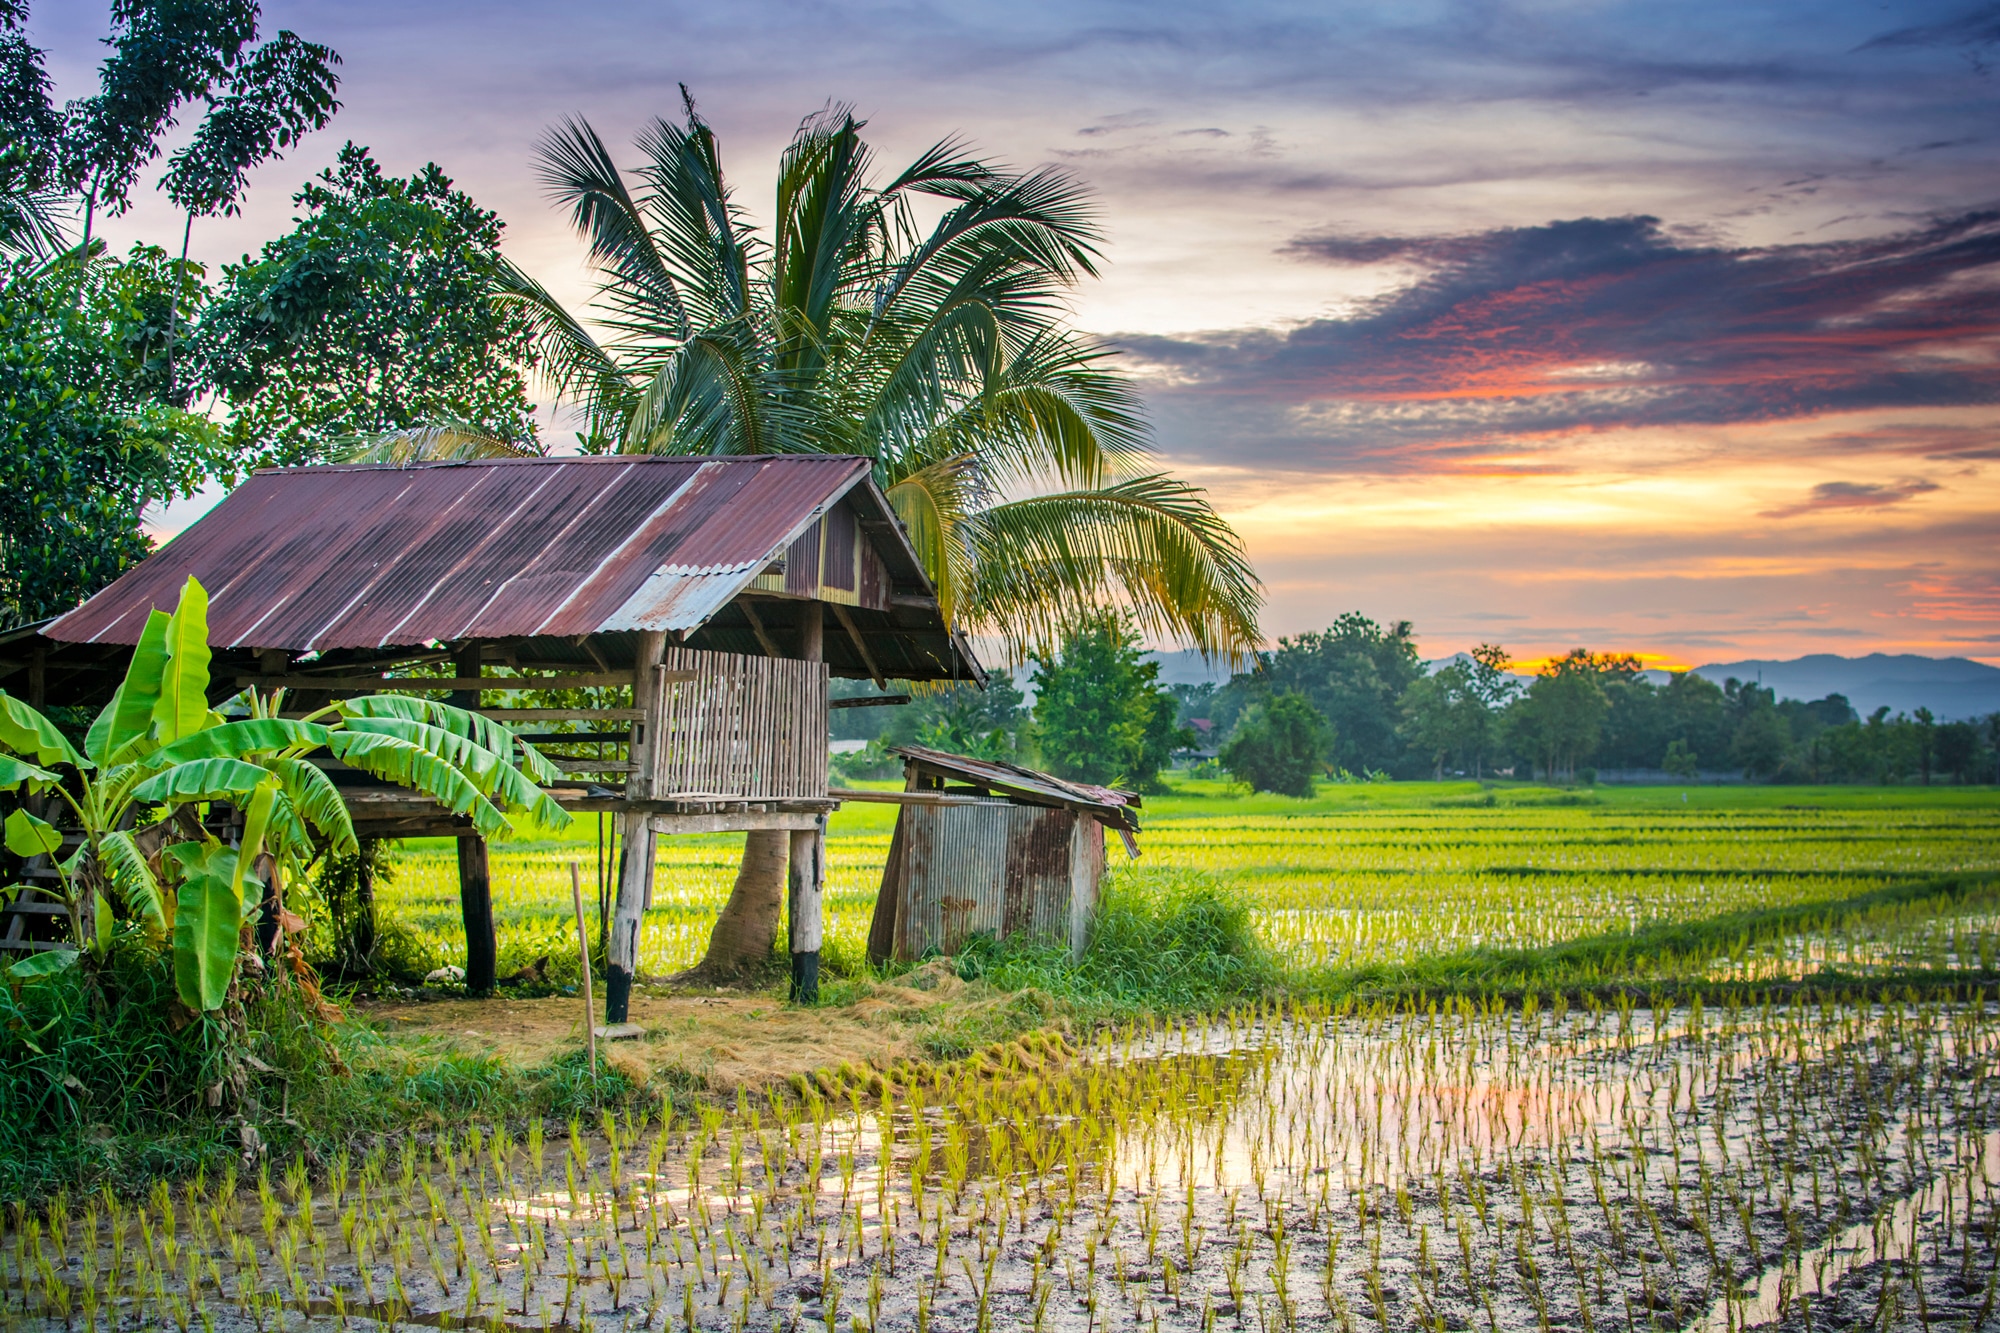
top-left (857, 531), bottom-right (890, 611)
top-left (892, 804), bottom-right (1088, 959)
top-left (783, 522), bottom-right (823, 599)
top-left (822, 503), bottom-right (857, 592)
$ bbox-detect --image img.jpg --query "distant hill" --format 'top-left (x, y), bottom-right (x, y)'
top-left (1692, 654), bottom-right (2000, 720)
top-left (1151, 646), bottom-right (2000, 721)
top-left (1145, 648), bottom-right (1238, 687)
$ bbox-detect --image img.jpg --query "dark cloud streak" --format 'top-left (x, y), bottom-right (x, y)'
top-left (1126, 211), bottom-right (2000, 471)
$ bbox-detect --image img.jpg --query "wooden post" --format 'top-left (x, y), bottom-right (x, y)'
top-left (788, 815), bottom-right (826, 1002)
top-left (456, 832), bottom-right (496, 992)
top-left (790, 605), bottom-right (825, 1000)
top-left (450, 643), bottom-right (497, 993)
top-left (605, 630), bottom-right (665, 1023)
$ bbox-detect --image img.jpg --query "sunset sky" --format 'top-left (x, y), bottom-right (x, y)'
top-left (39, 0), bottom-right (2000, 666)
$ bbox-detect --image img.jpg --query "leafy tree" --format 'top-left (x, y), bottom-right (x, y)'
top-left (0, 247), bottom-right (223, 626)
top-left (1221, 691), bottom-right (1328, 796)
top-left (1399, 650), bottom-right (1514, 779)
top-left (1212, 613), bottom-right (1421, 775)
top-left (0, 1), bottom-right (338, 621)
top-left (1506, 650), bottom-right (1613, 781)
top-left (1662, 738), bottom-right (1698, 780)
top-left (1032, 619), bottom-right (1189, 790)
top-left (200, 144), bottom-right (540, 464)
top-left (49, 2), bottom-right (340, 262)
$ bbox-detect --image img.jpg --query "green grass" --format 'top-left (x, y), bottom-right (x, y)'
top-left (367, 778), bottom-right (2000, 1000)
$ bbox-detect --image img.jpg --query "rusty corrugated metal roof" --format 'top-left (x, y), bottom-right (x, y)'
top-left (891, 744), bottom-right (1141, 830)
top-left (47, 456), bottom-right (952, 655)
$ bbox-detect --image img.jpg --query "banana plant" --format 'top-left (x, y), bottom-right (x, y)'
top-left (0, 576), bottom-right (570, 1011)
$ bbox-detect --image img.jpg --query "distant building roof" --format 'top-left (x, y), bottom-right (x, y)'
top-left (42, 455), bottom-right (980, 682)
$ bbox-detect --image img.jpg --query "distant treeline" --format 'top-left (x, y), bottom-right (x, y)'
top-left (1173, 614), bottom-right (1999, 789)
top-left (833, 613), bottom-right (2000, 793)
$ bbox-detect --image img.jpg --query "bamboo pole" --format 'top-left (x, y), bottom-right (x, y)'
top-left (570, 861), bottom-right (596, 1082)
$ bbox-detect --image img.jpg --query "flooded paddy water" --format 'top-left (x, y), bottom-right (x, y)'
top-left (7, 992), bottom-right (1999, 1333)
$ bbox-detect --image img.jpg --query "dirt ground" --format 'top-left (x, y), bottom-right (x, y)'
top-left (347, 962), bottom-right (1004, 1094)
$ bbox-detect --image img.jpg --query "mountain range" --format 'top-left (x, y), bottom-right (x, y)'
top-left (1146, 649), bottom-right (2000, 721)
top-left (1688, 654), bottom-right (2000, 721)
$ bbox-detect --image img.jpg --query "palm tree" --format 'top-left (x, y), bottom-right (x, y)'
top-left (361, 93), bottom-right (1262, 977)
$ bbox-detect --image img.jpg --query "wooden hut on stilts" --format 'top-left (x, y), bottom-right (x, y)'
top-left (4, 455), bottom-right (981, 1018)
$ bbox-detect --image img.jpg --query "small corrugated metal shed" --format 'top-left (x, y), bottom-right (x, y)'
top-left (863, 745), bottom-right (1141, 965)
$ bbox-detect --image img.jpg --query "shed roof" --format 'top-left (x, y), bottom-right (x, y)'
top-left (892, 744), bottom-right (1141, 832)
top-left (45, 455), bottom-right (978, 679)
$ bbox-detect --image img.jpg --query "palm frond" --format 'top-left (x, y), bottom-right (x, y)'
top-left (631, 109), bottom-right (759, 331)
top-left (963, 474), bottom-right (1262, 664)
top-left (535, 116), bottom-right (692, 341)
top-left (883, 451), bottom-right (983, 622)
top-left (334, 424), bottom-right (544, 464)
top-left (490, 257), bottom-right (634, 431)
top-left (773, 110), bottom-right (879, 359)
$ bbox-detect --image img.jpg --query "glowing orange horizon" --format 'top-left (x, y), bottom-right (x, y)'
top-left (1506, 650), bottom-right (1700, 676)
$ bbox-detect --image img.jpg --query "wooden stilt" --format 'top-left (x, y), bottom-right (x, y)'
top-left (456, 833), bottom-right (496, 992)
top-left (605, 630), bottom-right (666, 1023)
top-left (450, 643), bottom-right (497, 993)
top-left (788, 816), bottom-right (826, 1003)
top-left (790, 605), bottom-right (825, 1001)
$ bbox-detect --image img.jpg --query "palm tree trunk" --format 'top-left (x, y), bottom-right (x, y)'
top-left (695, 829), bottom-right (790, 976)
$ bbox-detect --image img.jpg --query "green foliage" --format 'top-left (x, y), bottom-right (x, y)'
top-left (4, 805), bottom-right (60, 857)
top-left (165, 841), bottom-right (249, 1011)
top-left (1398, 655), bottom-right (1508, 779)
top-left (1221, 690), bottom-right (1328, 796)
top-left (1032, 617), bottom-right (1189, 789)
top-left (0, 576), bottom-right (566, 1024)
top-left (958, 875), bottom-right (1276, 1013)
top-left (1662, 738), bottom-right (1699, 779)
top-left (200, 143), bottom-right (539, 465)
top-left (0, 946), bottom-right (283, 1201)
top-left (0, 250), bottom-right (224, 627)
top-left (1505, 650), bottom-right (1616, 782)
top-left (830, 674), bottom-right (1029, 760)
top-left (1207, 613), bottom-right (1423, 775)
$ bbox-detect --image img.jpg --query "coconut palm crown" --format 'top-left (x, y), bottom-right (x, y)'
top-left (373, 94), bottom-right (1260, 661)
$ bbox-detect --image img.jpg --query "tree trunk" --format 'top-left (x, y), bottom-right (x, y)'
top-left (695, 829), bottom-right (790, 976)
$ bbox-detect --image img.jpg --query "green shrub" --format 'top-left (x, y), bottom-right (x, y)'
top-left (1221, 691), bottom-right (1328, 797)
top-left (960, 875), bottom-right (1276, 1013)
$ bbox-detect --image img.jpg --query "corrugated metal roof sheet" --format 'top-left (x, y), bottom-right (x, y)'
top-left (890, 745), bottom-right (1141, 830)
top-left (47, 456), bottom-right (938, 653)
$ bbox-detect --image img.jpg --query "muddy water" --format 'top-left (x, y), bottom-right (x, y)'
top-left (7, 998), bottom-right (1999, 1333)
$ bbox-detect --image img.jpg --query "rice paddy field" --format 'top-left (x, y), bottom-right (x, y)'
top-left (376, 782), bottom-right (2000, 986)
top-left (7, 782), bottom-right (2000, 1333)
